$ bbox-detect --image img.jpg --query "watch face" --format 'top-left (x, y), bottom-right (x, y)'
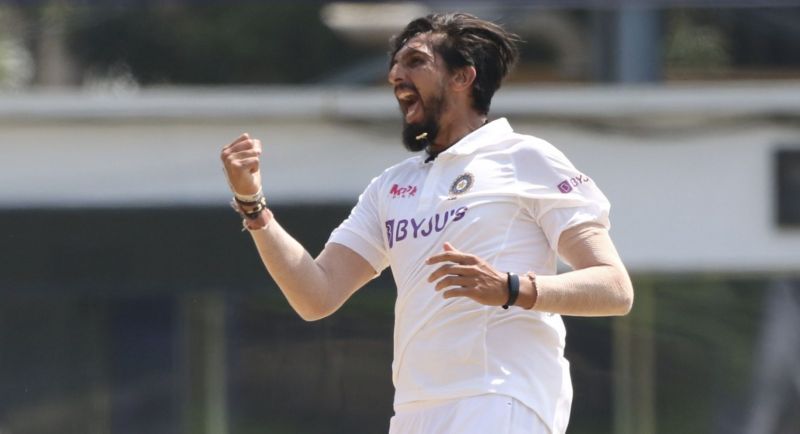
top-left (449, 172), bottom-right (474, 197)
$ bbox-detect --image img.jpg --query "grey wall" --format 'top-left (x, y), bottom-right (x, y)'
top-left (2, 84), bottom-right (799, 274)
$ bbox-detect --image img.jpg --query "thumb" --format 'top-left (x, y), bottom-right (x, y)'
top-left (443, 242), bottom-right (457, 252)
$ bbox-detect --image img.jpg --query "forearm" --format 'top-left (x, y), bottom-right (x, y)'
top-left (518, 265), bottom-right (633, 316)
top-left (517, 223), bottom-right (634, 316)
top-left (248, 216), bottom-right (336, 321)
top-left (221, 133), bottom-right (366, 320)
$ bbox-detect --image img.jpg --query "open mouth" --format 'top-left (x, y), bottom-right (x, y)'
top-left (396, 86), bottom-right (422, 124)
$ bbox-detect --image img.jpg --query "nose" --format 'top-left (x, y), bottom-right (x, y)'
top-left (388, 62), bottom-right (403, 85)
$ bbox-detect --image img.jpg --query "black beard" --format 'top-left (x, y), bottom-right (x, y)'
top-left (401, 93), bottom-right (444, 152)
top-left (402, 117), bottom-right (439, 152)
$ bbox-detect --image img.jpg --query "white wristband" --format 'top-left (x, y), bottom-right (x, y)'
top-left (234, 187), bottom-right (263, 203)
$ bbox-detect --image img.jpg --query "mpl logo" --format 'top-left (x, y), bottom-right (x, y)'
top-left (557, 174), bottom-right (591, 194)
top-left (390, 184), bottom-right (417, 198)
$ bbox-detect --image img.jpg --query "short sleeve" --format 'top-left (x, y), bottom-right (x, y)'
top-left (327, 175), bottom-right (390, 275)
top-left (513, 139), bottom-right (611, 251)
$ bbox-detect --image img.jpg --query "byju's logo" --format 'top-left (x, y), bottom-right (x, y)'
top-left (557, 174), bottom-right (591, 194)
top-left (390, 184), bottom-right (417, 198)
top-left (385, 206), bottom-right (468, 248)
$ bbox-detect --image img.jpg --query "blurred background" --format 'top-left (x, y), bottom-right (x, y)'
top-left (0, 1), bottom-right (799, 433)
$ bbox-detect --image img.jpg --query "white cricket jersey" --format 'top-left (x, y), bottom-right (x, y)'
top-left (327, 118), bottom-right (610, 434)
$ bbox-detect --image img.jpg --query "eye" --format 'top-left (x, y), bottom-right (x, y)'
top-left (407, 56), bottom-right (424, 67)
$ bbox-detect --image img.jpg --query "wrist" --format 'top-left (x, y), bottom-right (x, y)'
top-left (502, 272), bottom-right (520, 309)
top-left (230, 191), bottom-right (271, 229)
top-left (518, 272), bottom-right (538, 310)
top-left (234, 186), bottom-right (263, 203)
top-left (237, 199), bottom-right (263, 214)
top-left (243, 207), bottom-right (273, 231)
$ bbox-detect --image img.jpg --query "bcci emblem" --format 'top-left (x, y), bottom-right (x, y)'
top-left (449, 172), bottom-right (474, 197)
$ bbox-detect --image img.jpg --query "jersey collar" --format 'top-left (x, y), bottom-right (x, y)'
top-left (437, 117), bottom-right (513, 158)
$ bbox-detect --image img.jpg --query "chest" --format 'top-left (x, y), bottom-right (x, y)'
top-left (379, 155), bottom-right (527, 251)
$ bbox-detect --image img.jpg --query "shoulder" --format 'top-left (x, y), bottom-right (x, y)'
top-left (362, 154), bottom-right (424, 193)
top-left (508, 131), bottom-right (563, 155)
top-left (474, 118), bottom-right (566, 163)
top-left (383, 154), bottom-right (424, 176)
top-left (503, 131), bottom-right (572, 169)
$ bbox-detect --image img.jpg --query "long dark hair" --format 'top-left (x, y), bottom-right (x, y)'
top-left (390, 13), bottom-right (520, 115)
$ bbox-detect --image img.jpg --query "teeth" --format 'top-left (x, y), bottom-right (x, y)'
top-left (406, 100), bottom-right (419, 118)
top-left (396, 90), bottom-right (417, 101)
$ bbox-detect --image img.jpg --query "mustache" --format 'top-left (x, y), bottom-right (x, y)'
top-left (394, 82), bottom-right (418, 95)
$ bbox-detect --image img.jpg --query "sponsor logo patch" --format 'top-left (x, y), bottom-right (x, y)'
top-left (385, 206), bottom-right (468, 248)
top-left (390, 184), bottom-right (417, 198)
top-left (557, 174), bottom-right (591, 194)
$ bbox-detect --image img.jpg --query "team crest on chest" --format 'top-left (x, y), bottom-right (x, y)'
top-left (449, 172), bottom-right (474, 197)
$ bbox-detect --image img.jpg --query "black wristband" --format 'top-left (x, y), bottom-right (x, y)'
top-left (231, 196), bottom-right (268, 220)
top-left (502, 272), bottom-right (520, 309)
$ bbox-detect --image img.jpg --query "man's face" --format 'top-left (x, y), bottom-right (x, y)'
top-left (389, 33), bottom-right (451, 152)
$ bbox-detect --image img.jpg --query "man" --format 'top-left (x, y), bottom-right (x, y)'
top-left (221, 13), bottom-right (633, 434)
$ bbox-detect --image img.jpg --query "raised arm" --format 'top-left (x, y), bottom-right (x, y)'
top-left (221, 133), bottom-right (377, 321)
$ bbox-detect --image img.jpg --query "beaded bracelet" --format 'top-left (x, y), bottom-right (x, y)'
top-left (230, 195), bottom-right (267, 220)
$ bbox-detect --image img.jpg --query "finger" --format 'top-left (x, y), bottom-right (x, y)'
top-left (442, 287), bottom-right (474, 300)
top-left (426, 251), bottom-right (478, 265)
top-left (434, 275), bottom-right (475, 292)
top-left (226, 138), bottom-right (262, 154)
top-left (228, 149), bottom-right (261, 161)
top-left (230, 157), bottom-right (260, 172)
top-left (427, 264), bottom-right (453, 282)
top-left (224, 133), bottom-right (251, 149)
top-left (427, 264), bottom-right (477, 282)
top-left (221, 140), bottom-right (256, 162)
top-left (222, 148), bottom-right (261, 170)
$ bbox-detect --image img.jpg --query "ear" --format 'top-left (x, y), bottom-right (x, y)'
top-left (450, 66), bottom-right (477, 92)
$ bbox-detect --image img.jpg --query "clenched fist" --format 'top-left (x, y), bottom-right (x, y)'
top-left (221, 133), bottom-right (262, 196)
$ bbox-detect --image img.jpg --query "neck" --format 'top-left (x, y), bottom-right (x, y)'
top-left (428, 111), bottom-right (488, 154)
